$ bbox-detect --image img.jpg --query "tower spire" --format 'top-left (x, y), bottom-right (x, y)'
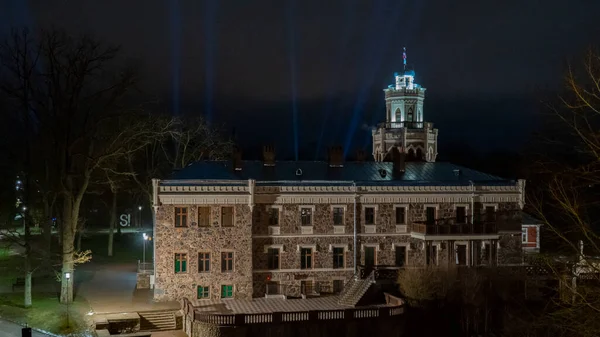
top-left (403, 47), bottom-right (407, 71)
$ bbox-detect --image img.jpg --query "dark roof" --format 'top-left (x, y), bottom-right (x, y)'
top-left (165, 161), bottom-right (516, 186)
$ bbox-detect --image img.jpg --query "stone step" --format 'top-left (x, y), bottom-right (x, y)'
top-left (138, 311), bottom-right (177, 332)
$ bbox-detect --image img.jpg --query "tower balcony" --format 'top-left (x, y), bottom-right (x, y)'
top-left (376, 122), bottom-right (432, 130)
top-left (384, 87), bottom-right (426, 99)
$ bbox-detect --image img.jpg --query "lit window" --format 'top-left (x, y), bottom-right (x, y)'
top-left (174, 207), bottom-right (188, 227)
top-left (174, 253), bottom-right (187, 273)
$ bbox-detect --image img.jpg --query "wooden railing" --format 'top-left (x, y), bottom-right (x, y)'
top-left (193, 305), bottom-right (404, 326)
top-left (358, 265), bottom-right (400, 280)
top-left (409, 222), bottom-right (498, 235)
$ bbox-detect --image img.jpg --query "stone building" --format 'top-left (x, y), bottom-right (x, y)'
top-left (150, 51), bottom-right (526, 302)
top-left (151, 153), bottom-right (525, 301)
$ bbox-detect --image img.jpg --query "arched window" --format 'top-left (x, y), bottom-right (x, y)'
top-left (407, 107), bottom-right (414, 122)
top-left (395, 108), bottom-right (401, 123)
top-left (416, 148), bottom-right (423, 161)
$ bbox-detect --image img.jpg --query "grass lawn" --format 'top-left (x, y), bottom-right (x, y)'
top-left (0, 292), bottom-right (91, 335)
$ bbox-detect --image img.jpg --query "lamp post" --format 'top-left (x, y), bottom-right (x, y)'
top-left (65, 272), bottom-right (71, 327)
top-left (138, 205), bottom-right (142, 228)
top-left (142, 233), bottom-right (150, 264)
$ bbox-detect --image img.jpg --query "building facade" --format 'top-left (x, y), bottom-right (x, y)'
top-left (151, 157), bottom-right (526, 301)
top-left (151, 54), bottom-right (527, 302)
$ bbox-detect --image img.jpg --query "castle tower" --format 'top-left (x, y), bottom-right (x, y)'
top-left (372, 48), bottom-right (439, 162)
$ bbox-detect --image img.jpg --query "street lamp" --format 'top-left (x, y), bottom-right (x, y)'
top-left (65, 272), bottom-right (71, 327)
top-left (138, 205), bottom-right (142, 228)
top-left (142, 233), bottom-right (150, 264)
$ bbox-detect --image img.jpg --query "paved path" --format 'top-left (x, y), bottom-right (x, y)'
top-left (75, 262), bottom-right (177, 314)
top-left (0, 319), bottom-right (54, 337)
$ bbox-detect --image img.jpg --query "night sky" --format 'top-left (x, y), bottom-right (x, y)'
top-left (2, 0), bottom-right (599, 159)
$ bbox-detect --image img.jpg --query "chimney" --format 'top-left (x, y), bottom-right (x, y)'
top-left (232, 147), bottom-right (242, 171)
top-left (392, 146), bottom-right (406, 175)
top-left (262, 145), bottom-right (275, 166)
top-left (356, 149), bottom-right (367, 162)
top-left (328, 146), bottom-right (344, 167)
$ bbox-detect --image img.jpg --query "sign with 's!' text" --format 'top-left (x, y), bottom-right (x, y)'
top-left (119, 213), bottom-right (131, 227)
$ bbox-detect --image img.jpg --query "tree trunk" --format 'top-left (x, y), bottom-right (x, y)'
top-left (108, 191), bottom-right (117, 257)
top-left (42, 194), bottom-right (53, 257)
top-left (24, 269), bottom-right (32, 308)
top-left (77, 229), bottom-right (83, 252)
top-left (60, 227), bottom-right (75, 304)
top-left (60, 196), bottom-right (76, 304)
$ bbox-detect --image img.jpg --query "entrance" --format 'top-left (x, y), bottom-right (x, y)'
top-left (364, 246), bottom-right (376, 267)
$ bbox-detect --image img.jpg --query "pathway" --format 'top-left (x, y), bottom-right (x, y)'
top-left (0, 319), bottom-right (54, 337)
top-left (75, 262), bottom-right (178, 314)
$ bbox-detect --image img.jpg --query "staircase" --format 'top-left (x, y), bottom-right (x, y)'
top-left (138, 310), bottom-right (177, 331)
top-left (338, 271), bottom-right (375, 307)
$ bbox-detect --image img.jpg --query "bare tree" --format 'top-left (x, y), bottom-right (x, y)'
top-left (0, 27), bottom-right (165, 304)
top-left (127, 115), bottom-right (232, 205)
top-left (527, 47), bottom-right (600, 337)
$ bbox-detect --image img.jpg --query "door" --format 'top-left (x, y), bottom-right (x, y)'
top-left (456, 245), bottom-right (467, 265)
top-left (364, 246), bottom-right (376, 267)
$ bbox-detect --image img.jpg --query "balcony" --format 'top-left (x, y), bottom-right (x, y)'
top-left (410, 210), bottom-right (521, 239)
top-left (377, 122), bottom-right (427, 130)
top-left (357, 265), bottom-right (400, 281)
top-left (409, 222), bottom-right (497, 235)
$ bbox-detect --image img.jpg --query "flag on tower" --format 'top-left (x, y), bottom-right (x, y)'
top-left (403, 47), bottom-right (407, 69)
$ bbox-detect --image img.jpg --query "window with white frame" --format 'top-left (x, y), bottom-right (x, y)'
top-left (395, 206), bottom-right (406, 225)
top-left (268, 207), bottom-right (279, 226)
top-left (300, 207), bottom-right (313, 226)
top-left (332, 207), bottom-right (344, 226)
top-left (300, 247), bottom-right (313, 269)
top-left (364, 207), bottom-right (375, 225)
top-left (522, 228), bottom-right (528, 243)
top-left (456, 206), bottom-right (467, 224)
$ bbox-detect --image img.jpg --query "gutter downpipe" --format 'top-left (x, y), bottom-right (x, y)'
top-left (353, 182), bottom-right (358, 274)
top-left (469, 180), bottom-right (475, 267)
top-left (152, 179), bottom-right (160, 286)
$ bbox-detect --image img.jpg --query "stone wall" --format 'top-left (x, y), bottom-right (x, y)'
top-left (154, 194), bottom-right (524, 300)
top-left (154, 204), bottom-right (253, 301)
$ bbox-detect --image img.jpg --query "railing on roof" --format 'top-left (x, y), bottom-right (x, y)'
top-left (193, 304), bottom-right (404, 326)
